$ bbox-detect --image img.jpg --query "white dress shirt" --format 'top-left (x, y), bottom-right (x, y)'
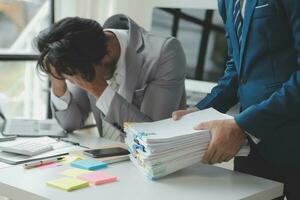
top-left (241, 0), bottom-right (246, 18)
top-left (51, 29), bottom-right (128, 115)
top-left (95, 29), bottom-right (128, 115)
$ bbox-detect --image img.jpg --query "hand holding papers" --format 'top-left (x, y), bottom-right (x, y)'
top-left (125, 108), bottom-right (250, 179)
top-left (193, 118), bottom-right (247, 164)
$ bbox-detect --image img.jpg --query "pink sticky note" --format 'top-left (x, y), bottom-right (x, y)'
top-left (38, 162), bottom-right (61, 169)
top-left (78, 171), bottom-right (117, 185)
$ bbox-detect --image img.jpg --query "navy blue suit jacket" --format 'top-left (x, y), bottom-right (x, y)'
top-left (196, 0), bottom-right (300, 168)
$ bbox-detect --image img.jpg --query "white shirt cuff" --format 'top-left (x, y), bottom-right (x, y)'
top-left (96, 86), bottom-right (116, 115)
top-left (246, 132), bottom-right (261, 144)
top-left (51, 89), bottom-right (71, 111)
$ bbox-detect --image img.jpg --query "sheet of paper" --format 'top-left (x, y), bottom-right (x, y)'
top-left (127, 108), bottom-right (232, 140)
top-left (0, 161), bottom-right (11, 169)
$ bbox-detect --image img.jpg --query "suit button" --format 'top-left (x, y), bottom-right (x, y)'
top-left (240, 78), bottom-right (247, 85)
top-left (113, 123), bottom-right (118, 127)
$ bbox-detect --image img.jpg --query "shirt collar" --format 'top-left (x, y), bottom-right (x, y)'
top-left (104, 29), bottom-right (129, 77)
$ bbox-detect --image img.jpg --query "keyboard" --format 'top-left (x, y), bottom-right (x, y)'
top-left (0, 140), bottom-right (53, 156)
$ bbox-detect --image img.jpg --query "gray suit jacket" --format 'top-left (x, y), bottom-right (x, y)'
top-left (53, 14), bottom-right (187, 136)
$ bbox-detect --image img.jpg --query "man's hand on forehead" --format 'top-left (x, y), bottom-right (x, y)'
top-left (63, 67), bottom-right (108, 98)
top-left (48, 64), bottom-right (64, 79)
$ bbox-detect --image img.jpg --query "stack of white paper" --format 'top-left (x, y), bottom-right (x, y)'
top-left (125, 108), bottom-right (250, 180)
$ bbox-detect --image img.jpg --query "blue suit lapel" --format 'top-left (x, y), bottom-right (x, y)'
top-left (239, 0), bottom-right (258, 74)
top-left (227, 0), bottom-right (240, 66)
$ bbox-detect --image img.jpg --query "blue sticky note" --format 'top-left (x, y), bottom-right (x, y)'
top-left (71, 159), bottom-right (107, 171)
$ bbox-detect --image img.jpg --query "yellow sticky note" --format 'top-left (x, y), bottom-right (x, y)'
top-left (61, 168), bottom-right (92, 177)
top-left (47, 177), bottom-right (89, 192)
top-left (62, 155), bottom-right (82, 164)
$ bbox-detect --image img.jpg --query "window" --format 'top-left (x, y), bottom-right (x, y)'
top-left (0, 0), bottom-right (52, 54)
top-left (0, 0), bottom-right (54, 119)
top-left (0, 61), bottom-right (48, 119)
top-left (151, 8), bottom-right (227, 82)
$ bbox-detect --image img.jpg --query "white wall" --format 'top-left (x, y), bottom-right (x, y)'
top-left (55, 0), bottom-right (218, 30)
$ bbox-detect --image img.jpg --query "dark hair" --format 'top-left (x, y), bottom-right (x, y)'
top-left (35, 17), bottom-right (107, 82)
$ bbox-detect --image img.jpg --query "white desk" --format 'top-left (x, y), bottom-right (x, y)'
top-left (0, 129), bottom-right (283, 200)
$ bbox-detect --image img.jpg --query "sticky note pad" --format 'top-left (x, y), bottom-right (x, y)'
top-left (47, 177), bottom-right (89, 192)
top-left (78, 171), bottom-right (117, 185)
top-left (61, 168), bottom-right (92, 177)
top-left (71, 159), bottom-right (107, 170)
top-left (62, 155), bottom-right (82, 164)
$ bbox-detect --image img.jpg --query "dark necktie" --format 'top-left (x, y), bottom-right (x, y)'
top-left (233, 0), bottom-right (243, 46)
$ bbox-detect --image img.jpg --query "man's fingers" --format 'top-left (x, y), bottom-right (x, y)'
top-left (172, 110), bottom-right (188, 121)
top-left (48, 64), bottom-right (64, 79)
top-left (216, 153), bottom-right (230, 164)
top-left (64, 75), bottom-right (81, 85)
top-left (211, 151), bottom-right (225, 164)
top-left (65, 77), bottom-right (76, 84)
top-left (202, 144), bottom-right (217, 164)
top-left (194, 120), bottom-right (215, 130)
top-left (211, 150), bottom-right (234, 164)
top-left (224, 155), bottom-right (233, 162)
top-left (172, 107), bottom-right (199, 121)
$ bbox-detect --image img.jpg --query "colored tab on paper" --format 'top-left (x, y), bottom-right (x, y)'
top-left (38, 162), bottom-right (62, 170)
top-left (61, 168), bottom-right (92, 177)
top-left (62, 155), bottom-right (83, 164)
top-left (47, 177), bottom-right (89, 192)
top-left (78, 171), bottom-right (117, 185)
top-left (71, 159), bottom-right (107, 171)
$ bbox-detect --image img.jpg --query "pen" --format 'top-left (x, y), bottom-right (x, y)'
top-left (59, 138), bottom-right (89, 149)
top-left (60, 139), bottom-right (80, 146)
top-left (23, 156), bottom-right (65, 169)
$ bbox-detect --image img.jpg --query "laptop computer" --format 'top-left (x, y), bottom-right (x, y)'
top-left (0, 110), bottom-right (67, 138)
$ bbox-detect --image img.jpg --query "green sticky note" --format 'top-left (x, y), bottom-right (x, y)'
top-left (47, 177), bottom-right (89, 192)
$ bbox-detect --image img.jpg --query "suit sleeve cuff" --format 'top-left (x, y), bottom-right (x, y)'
top-left (96, 86), bottom-right (116, 115)
top-left (234, 106), bottom-right (263, 141)
top-left (245, 131), bottom-right (261, 144)
top-left (51, 89), bottom-right (71, 111)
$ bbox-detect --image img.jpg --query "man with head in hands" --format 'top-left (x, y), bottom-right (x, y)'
top-left (173, 0), bottom-right (300, 199)
top-left (35, 15), bottom-right (186, 142)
